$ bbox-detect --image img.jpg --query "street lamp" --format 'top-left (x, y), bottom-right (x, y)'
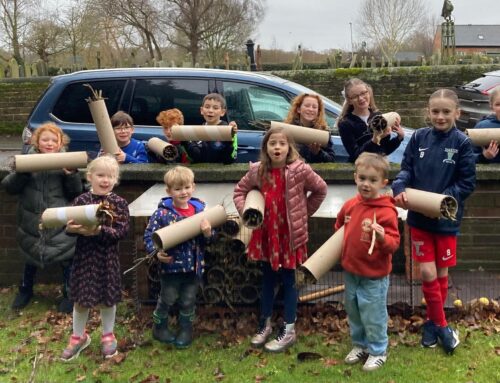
top-left (349, 22), bottom-right (354, 59)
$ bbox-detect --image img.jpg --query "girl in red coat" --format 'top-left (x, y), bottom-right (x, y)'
top-left (233, 126), bottom-right (327, 352)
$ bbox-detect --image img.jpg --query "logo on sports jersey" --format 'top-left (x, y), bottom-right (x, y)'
top-left (412, 240), bottom-right (424, 257)
top-left (443, 148), bottom-right (458, 164)
top-left (418, 147), bottom-right (428, 159)
top-left (442, 249), bottom-right (454, 261)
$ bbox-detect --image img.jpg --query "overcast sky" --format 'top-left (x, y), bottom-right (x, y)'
top-left (253, 0), bottom-right (500, 52)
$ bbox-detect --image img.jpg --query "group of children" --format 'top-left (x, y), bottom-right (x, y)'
top-left (7, 78), bottom-right (500, 371)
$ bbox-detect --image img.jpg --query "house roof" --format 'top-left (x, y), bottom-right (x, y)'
top-left (454, 25), bottom-right (500, 47)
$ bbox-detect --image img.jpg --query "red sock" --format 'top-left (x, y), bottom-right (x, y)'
top-left (422, 279), bottom-right (447, 327)
top-left (437, 276), bottom-right (448, 306)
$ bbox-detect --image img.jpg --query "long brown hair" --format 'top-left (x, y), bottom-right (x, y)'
top-left (338, 78), bottom-right (378, 123)
top-left (284, 93), bottom-right (328, 130)
top-left (258, 126), bottom-right (301, 184)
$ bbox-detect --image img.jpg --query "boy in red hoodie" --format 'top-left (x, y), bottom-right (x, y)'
top-left (335, 152), bottom-right (400, 372)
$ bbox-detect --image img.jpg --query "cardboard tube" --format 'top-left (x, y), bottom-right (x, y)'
top-left (300, 226), bottom-right (344, 282)
top-left (41, 204), bottom-right (100, 229)
top-left (242, 189), bottom-right (265, 229)
top-left (87, 99), bottom-right (120, 154)
top-left (405, 187), bottom-right (457, 220)
top-left (465, 128), bottom-right (500, 147)
top-left (147, 137), bottom-right (178, 161)
top-left (298, 284), bottom-right (345, 302)
top-left (171, 125), bottom-right (234, 141)
top-left (369, 112), bottom-right (400, 145)
top-left (14, 152), bottom-right (88, 172)
top-left (152, 205), bottom-right (227, 250)
top-left (270, 121), bottom-right (330, 147)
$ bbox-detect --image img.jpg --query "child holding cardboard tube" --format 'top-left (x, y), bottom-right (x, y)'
top-left (335, 152), bottom-right (399, 372)
top-left (284, 93), bottom-right (335, 163)
top-left (60, 155), bottom-right (129, 361)
top-left (233, 126), bottom-right (327, 353)
top-left (143, 166), bottom-right (212, 348)
top-left (150, 108), bottom-right (191, 164)
top-left (185, 93), bottom-right (238, 164)
top-left (338, 78), bottom-right (405, 162)
top-left (472, 85), bottom-right (500, 163)
top-left (392, 89), bottom-right (476, 355)
top-left (2, 122), bottom-right (83, 312)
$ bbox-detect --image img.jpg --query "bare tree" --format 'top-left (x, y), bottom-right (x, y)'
top-left (0, 0), bottom-right (34, 64)
top-left (24, 19), bottom-right (67, 63)
top-left (358, 0), bottom-right (427, 64)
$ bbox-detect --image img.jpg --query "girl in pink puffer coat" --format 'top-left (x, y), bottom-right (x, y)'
top-left (233, 126), bottom-right (327, 353)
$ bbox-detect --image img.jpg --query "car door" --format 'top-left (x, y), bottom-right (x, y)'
top-left (220, 80), bottom-right (293, 163)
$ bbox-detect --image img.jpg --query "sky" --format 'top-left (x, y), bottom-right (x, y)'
top-left (253, 0), bottom-right (500, 52)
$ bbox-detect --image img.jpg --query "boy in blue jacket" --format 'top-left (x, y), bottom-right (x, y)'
top-left (472, 86), bottom-right (500, 163)
top-left (392, 89), bottom-right (476, 355)
top-left (144, 166), bottom-right (212, 348)
top-left (106, 111), bottom-right (148, 163)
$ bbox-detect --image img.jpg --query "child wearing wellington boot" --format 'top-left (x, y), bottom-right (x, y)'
top-left (60, 155), bottom-right (130, 361)
top-left (392, 89), bottom-right (476, 355)
top-left (336, 153), bottom-right (400, 372)
top-left (233, 126), bottom-right (327, 352)
top-left (144, 166), bottom-right (212, 348)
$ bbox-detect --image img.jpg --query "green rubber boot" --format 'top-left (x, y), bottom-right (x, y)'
top-left (152, 312), bottom-right (176, 344)
top-left (174, 311), bottom-right (194, 348)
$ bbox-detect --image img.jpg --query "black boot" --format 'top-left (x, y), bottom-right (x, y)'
top-left (11, 264), bottom-right (36, 310)
top-left (11, 290), bottom-right (33, 310)
top-left (174, 312), bottom-right (194, 348)
top-left (152, 312), bottom-right (176, 344)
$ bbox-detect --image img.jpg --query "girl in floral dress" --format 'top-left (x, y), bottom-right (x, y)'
top-left (60, 155), bottom-right (129, 361)
top-left (233, 126), bottom-right (327, 352)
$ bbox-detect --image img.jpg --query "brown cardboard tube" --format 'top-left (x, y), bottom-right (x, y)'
top-left (242, 189), bottom-right (265, 229)
top-left (87, 99), bottom-right (120, 154)
top-left (405, 187), bottom-right (457, 220)
top-left (152, 205), bottom-right (227, 250)
top-left (147, 137), bottom-right (178, 160)
top-left (270, 121), bottom-right (330, 147)
top-left (465, 128), bottom-right (500, 147)
top-left (171, 125), bottom-right (234, 141)
top-left (299, 226), bottom-right (344, 282)
top-left (40, 204), bottom-right (100, 229)
top-left (369, 112), bottom-right (400, 145)
top-left (14, 152), bottom-right (88, 172)
top-left (298, 284), bottom-right (345, 302)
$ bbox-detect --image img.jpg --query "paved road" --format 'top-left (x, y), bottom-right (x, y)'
top-left (0, 135), bottom-right (21, 168)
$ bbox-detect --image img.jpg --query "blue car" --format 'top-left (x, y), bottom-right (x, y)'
top-left (22, 68), bottom-right (409, 163)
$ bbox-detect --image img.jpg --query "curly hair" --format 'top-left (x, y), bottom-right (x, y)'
top-left (156, 108), bottom-right (185, 128)
top-left (31, 122), bottom-right (69, 151)
top-left (284, 93), bottom-right (328, 130)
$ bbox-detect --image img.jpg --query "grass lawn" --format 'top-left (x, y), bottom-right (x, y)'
top-left (0, 285), bottom-right (498, 383)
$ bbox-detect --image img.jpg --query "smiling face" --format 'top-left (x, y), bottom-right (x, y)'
top-left (87, 165), bottom-right (118, 195)
top-left (37, 131), bottom-right (62, 153)
top-left (297, 96), bottom-right (320, 127)
top-left (354, 165), bottom-right (388, 200)
top-left (200, 99), bottom-right (225, 125)
top-left (428, 97), bottom-right (460, 132)
top-left (113, 123), bottom-right (134, 147)
top-left (347, 84), bottom-right (371, 114)
top-left (167, 182), bottom-right (195, 209)
top-left (266, 132), bottom-right (290, 168)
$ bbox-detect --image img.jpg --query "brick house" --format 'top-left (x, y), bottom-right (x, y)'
top-left (433, 24), bottom-right (500, 57)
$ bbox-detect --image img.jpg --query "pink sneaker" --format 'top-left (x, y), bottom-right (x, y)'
top-left (60, 334), bottom-right (91, 362)
top-left (101, 333), bottom-right (118, 359)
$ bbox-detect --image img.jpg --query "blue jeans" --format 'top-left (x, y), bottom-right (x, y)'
top-left (344, 272), bottom-right (389, 356)
top-left (260, 262), bottom-right (297, 324)
top-left (155, 272), bottom-right (199, 318)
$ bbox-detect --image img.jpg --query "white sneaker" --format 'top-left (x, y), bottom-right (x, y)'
top-left (250, 320), bottom-right (272, 347)
top-left (344, 346), bottom-right (368, 364)
top-left (264, 325), bottom-right (296, 352)
top-left (362, 353), bottom-right (387, 372)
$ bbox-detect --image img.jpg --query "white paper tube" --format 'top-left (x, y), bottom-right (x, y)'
top-left (405, 187), bottom-right (457, 220)
top-left (465, 128), bottom-right (500, 147)
top-left (152, 205), bottom-right (227, 250)
top-left (242, 190), bottom-right (265, 229)
top-left (41, 204), bottom-right (100, 229)
top-left (14, 152), bottom-right (88, 172)
top-left (147, 137), bottom-right (178, 160)
top-left (270, 121), bottom-right (330, 147)
top-left (171, 125), bottom-right (234, 141)
top-left (87, 99), bottom-right (120, 154)
top-left (300, 226), bottom-right (344, 282)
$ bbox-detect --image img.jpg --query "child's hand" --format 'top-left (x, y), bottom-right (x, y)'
top-left (200, 218), bottom-right (212, 238)
top-left (115, 150), bottom-right (126, 163)
top-left (157, 250), bottom-right (173, 263)
top-left (62, 168), bottom-right (77, 175)
top-left (229, 121), bottom-right (238, 135)
top-left (307, 142), bottom-right (322, 155)
top-left (371, 222), bottom-right (385, 242)
top-left (483, 140), bottom-right (499, 159)
top-left (391, 120), bottom-right (405, 140)
top-left (66, 220), bottom-right (101, 236)
top-left (394, 191), bottom-right (409, 209)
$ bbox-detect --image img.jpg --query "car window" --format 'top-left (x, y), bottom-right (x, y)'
top-left (465, 74), bottom-right (500, 93)
top-left (52, 80), bottom-right (126, 123)
top-left (325, 110), bottom-right (337, 130)
top-left (132, 78), bottom-right (210, 125)
top-left (223, 81), bottom-right (291, 130)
